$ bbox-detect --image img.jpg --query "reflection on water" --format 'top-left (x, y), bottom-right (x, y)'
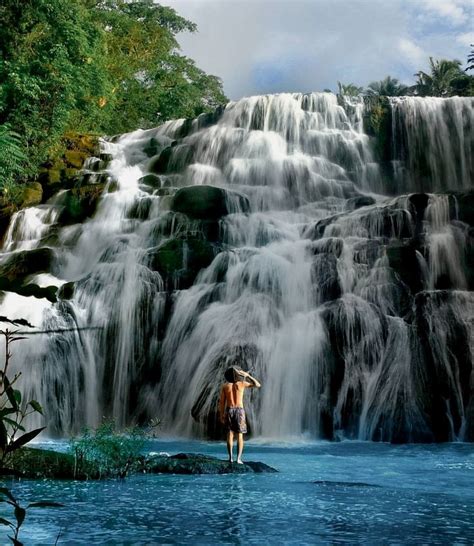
top-left (1, 440), bottom-right (473, 544)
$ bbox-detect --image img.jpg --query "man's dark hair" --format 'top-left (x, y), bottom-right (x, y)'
top-left (224, 367), bottom-right (241, 383)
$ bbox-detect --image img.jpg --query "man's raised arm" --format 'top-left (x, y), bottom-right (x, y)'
top-left (240, 371), bottom-right (261, 388)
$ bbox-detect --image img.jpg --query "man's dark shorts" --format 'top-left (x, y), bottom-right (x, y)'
top-left (226, 407), bottom-right (247, 434)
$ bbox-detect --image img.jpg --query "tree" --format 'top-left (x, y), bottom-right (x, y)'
top-left (0, 0), bottom-right (110, 172)
top-left (365, 76), bottom-right (408, 97)
top-left (466, 45), bottom-right (474, 72)
top-left (415, 57), bottom-right (473, 96)
top-left (0, 0), bottom-right (228, 188)
top-left (89, 0), bottom-right (227, 134)
top-left (337, 82), bottom-right (364, 97)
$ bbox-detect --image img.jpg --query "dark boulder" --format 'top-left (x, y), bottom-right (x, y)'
top-left (386, 240), bottom-right (424, 294)
top-left (138, 174), bottom-right (162, 189)
top-left (126, 197), bottom-right (153, 221)
top-left (56, 183), bottom-right (106, 225)
top-left (145, 453), bottom-right (277, 474)
top-left (414, 290), bottom-right (473, 441)
top-left (309, 237), bottom-right (344, 258)
top-left (345, 195), bottom-right (376, 211)
top-left (58, 281), bottom-right (75, 300)
top-left (0, 247), bottom-right (54, 282)
top-left (449, 190), bottom-right (474, 225)
top-left (148, 236), bottom-right (218, 289)
top-left (148, 143), bottom-right (194, 174)
top-left (311, 253), bottom-right (341, 303)
top-left (0, 278), bottom-right (57, 302)
top-left (171, 185), bottom-right (250, 220)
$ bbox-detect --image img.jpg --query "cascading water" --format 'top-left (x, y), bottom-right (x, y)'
top-left (0, 92), bottom-right (472, 442)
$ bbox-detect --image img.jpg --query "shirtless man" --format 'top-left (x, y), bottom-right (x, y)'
top-left (219, 367), bottom-right (261, 464)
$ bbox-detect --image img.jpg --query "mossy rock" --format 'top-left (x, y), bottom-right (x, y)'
top-left (57, 183), bottom-right (106, 224)
top-left (0, 247), bottom-right (54, 283)
top-left (62, 132), bottom-right (100, 156)
top-left (19, 182), bottom-right (43, 208)
top-left (149, 237), bottom-right (218, 289)
top-left (171, 185), bottom-right (250, 220)
top-left (64, 150), bottom-right (88, 169)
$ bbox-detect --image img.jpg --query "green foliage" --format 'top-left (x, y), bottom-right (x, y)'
top-left (365, 76), bottom-right (408, 97)
top-left (337, 82), bottom-right (363, 97)
top-left (70, 419), bottom-right (159, 478)
top-left (0, 0), bottom-right (110, 171)
top-left (0, 0), bottom-right (227, 188)
top-left (89, 0), bottom-right (227, 133)
top-left (0, 125), bottom-right (28, 204)
top-left (0, 319), bottom-right (63, 546)
top-left (467, 45), bottom-right (474, 72)
top-left (0, 328), bottom-right (45, 468)
top-left (0, 487), bottom-right (62, 546)
top-left (415, 57), bottom-right (474, 96)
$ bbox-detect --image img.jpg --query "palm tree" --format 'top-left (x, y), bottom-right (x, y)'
top-left (365, 76), bottom-right (408, 97)
top-left (337, 82), bottom-right (364, 97)
top-left (467, 45), bottom-right (474, 72)
top-left (414, 57), bottom-right (464, 96)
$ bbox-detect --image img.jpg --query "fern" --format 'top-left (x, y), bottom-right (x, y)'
top-left (0, 124), bottom-right (28, 201)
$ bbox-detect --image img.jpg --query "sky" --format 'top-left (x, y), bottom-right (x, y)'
top-left (163, 0), bottom-right (473, 100)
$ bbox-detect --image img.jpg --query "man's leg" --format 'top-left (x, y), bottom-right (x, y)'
top-left (226, 431), bottom-right (234, 462)
top-left (237, 433), bottom-right (244, 464)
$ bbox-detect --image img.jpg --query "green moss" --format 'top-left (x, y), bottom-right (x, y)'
top-left (19, 182), bottom-right (43, 207)
top-left (64, 150), bottom-right (88, 169)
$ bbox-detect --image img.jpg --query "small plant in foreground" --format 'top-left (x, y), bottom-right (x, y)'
top-left (0, 327), bottom-right (45, 469)
top-left (0, 487), bottom-right (62, 546)
top-left (70, 419), bottom-right (160, 479)
top-left (0, 318), bottom-right (63, 545)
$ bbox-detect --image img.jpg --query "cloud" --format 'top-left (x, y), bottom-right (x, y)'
top-left (163, 0), bottom-right (472, 100)
top-left (417, 0), bottom-right (471, 26)
top-left (398, 38), bottom-right (426, 67)
top-left (456, 32), bottom-right (474, 46)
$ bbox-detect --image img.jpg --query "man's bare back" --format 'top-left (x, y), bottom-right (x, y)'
top-left (219, 368), bottom-right (261, 464)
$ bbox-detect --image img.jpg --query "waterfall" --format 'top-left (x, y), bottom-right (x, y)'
top-left (0, 92), bottom-right (472, 442)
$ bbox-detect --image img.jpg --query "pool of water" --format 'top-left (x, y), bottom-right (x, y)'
top-left (1, 439), bottom-right (473, 544)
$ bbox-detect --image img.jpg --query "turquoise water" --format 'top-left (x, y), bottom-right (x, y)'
top-left (1, 440), bottom-right (473, 545)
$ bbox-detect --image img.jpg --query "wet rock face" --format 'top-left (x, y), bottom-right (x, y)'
top-left (170, 185), bottom-right (250, 220)
top-left (0, 247), bottom-right (54, 282)
top-left (57, 183), bottom-right (106, 224)
top-left (148, 237), bottom-right (218, 289)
